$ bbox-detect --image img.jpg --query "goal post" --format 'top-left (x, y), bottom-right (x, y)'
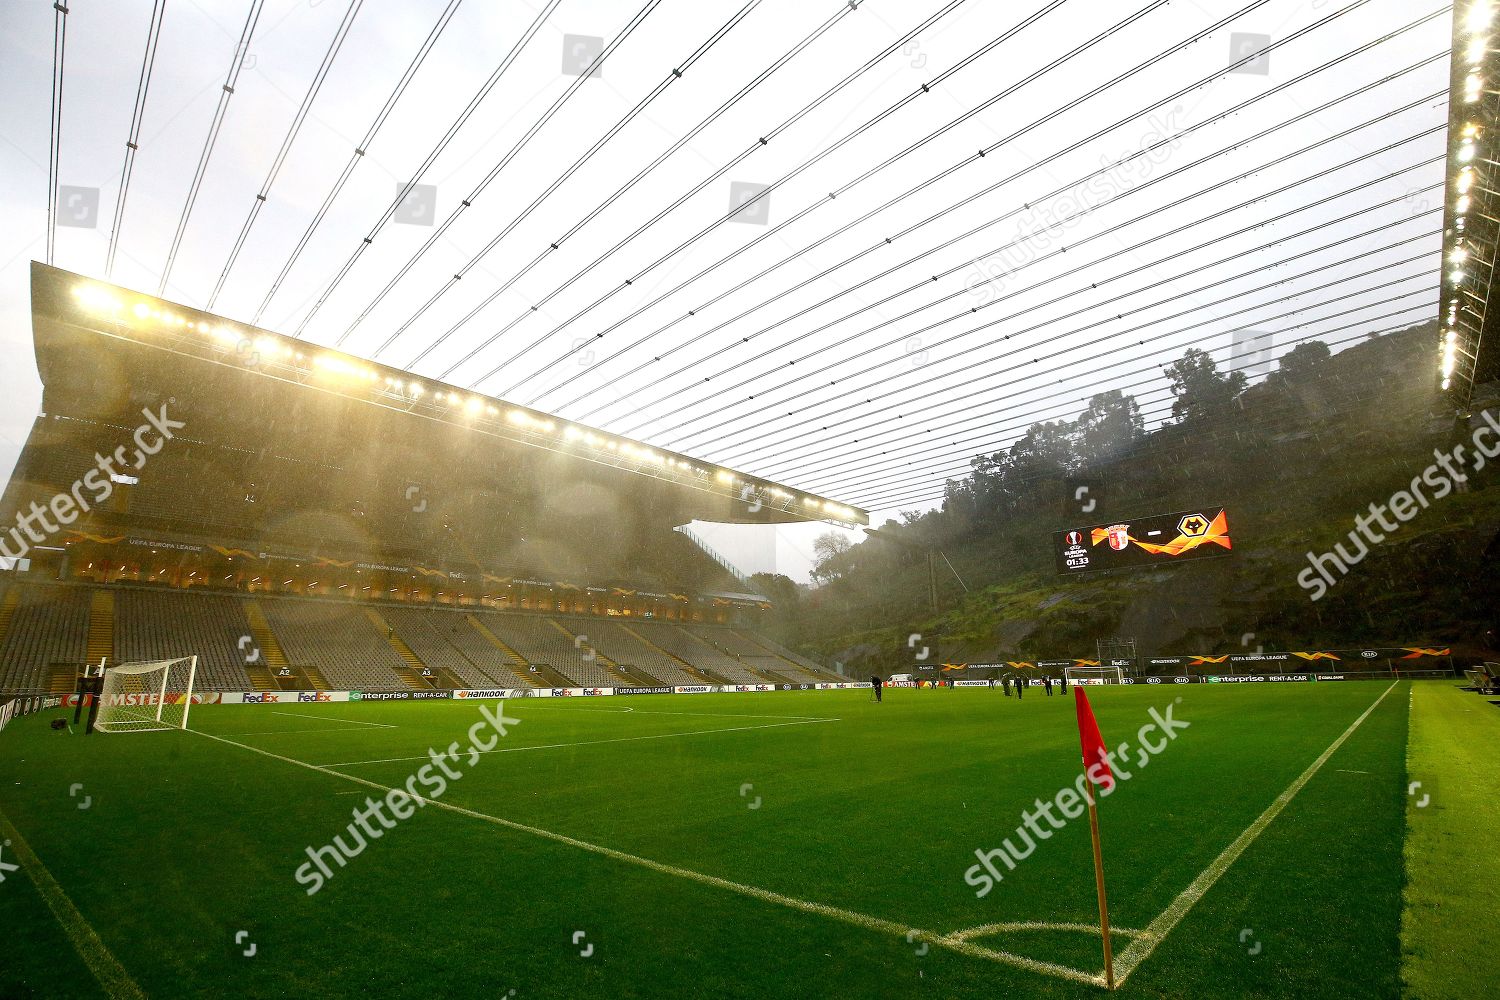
top-left (1064, 663), bottom-right (1125, 685)
top-left (93, 656), bottom-right (198, 733)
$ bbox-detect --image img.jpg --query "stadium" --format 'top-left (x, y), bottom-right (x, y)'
top-left (1, 261), bottom-right (864, 697)
top-left (1, 2), bottom-right (1497, 998)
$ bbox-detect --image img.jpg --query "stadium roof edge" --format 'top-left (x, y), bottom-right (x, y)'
top-left (28, 262), bottom-right (868, 528)
top-left (1438, 3), bottom-right (1500, 405)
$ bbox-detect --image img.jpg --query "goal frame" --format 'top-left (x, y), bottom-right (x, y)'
top-left (93, 656), bottom-right (198, 733)
top-left (1063, 664), bottom-right (1125, 685)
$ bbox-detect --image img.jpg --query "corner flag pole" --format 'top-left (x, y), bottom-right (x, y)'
top-left (1073, 686), bottom-right (1117, 989)
top-left (1085, 779), bottom-right (1115, 990)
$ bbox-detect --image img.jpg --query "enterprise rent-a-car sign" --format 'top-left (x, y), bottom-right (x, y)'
top-left (1057, 506), bottom-right (1232, 574)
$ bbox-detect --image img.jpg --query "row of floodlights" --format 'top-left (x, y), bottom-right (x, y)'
top-left (68, 282), bottom-right (858, 521)
top-left (1443, 2), bottom-right (1494, 390)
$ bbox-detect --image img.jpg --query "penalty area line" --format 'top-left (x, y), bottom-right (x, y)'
top-left (1113, 680), bottom-right (1400, 987)
top-left (0, 807), bottom-right (145, 1000)
top-left (187, 727), bottom-right (1102, 987)
top-left (271, 711), bottom-right (396, 728)
top-left (218, 727), bottom-right (381, 737)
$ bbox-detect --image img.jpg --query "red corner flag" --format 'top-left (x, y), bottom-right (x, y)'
top-left (1074, 686), bottom-right (1115, 793)
top-left (1073, 685), bottom-right (1116, 989)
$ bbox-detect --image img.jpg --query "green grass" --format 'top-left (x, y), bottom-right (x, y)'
top-left (0, 682), bottom-right (1447, 998)
top-left (1401, 683), bottom-right (1500, 999)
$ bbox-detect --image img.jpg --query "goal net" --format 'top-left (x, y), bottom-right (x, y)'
top-left (1063, 663), bottom-right (1125, 685)
top-left (94, 657), bottom-right (198, 733)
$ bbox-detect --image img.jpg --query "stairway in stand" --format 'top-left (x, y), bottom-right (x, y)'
top-left (0, 586), bottom-right (19, 653)
top-left (545, 618), bottom-right (638, 686)
top-left (467, 616), bottom-right (548, 687)
top-left (240, 600), bottom-right (291, 690)
top-left (86, 589), bottom-right (114, 667)
top-left (365, 608), bottom-right (436, 689)
top-left (618, 623), bottom-right (716, 684)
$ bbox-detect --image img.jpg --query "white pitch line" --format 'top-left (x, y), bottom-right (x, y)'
top-left (948, 921), bottom-right (1144, 943)
top-left (318, 719), bottom-right (838, 768)
top-left (1112, 680), bottom-right (1400, 986)
top-left (270, 711), bottom-right (396, 728)
top-left (186, 727), bottom-right (1103, 987)
top-left (219, 727), bottom-right (378, 737)
top-left (625, 708), bottom-right (842, 722)
top-left (0, 808), bottom-right (145, 999)
top-left (513, 705), bottom-right (841, 722)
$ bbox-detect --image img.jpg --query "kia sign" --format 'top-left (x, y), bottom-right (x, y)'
top-left (1057, 506), bottom-right (1231, 574)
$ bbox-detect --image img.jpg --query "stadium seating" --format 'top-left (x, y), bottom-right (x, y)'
top-left (381, 607), bottom-right (517, 689)
top-left (259, 599), bottom-right (410, 692)
top-left (733, 630), bottom-right (842, 681)
top-left (689, 627), bottom-right (830, 684)
top-left (114, 589), bottom-right (255, 692)
top-left (442, 613), bottom-right (545, 687)
top-left (0, 583), bottom-right (88, 691)
top-left (628, 620), bottom-right (766, 684)
top-left (477, 613), bottom-right (629, 688)
top-left (579, 621), bottom-right (706, 686)
top-left (0, 581), bottom-right (830, 693)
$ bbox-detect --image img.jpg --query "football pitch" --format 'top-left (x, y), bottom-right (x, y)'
top-left (0, 682), bottom-right (1432, 998)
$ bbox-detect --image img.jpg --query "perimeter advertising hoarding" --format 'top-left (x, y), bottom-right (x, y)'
top-left (1057, 506), bottom-right (1231, 574)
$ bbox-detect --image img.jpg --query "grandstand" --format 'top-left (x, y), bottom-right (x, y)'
top-left (378, 606), bottom-right (516, 690)
top-left (258, 599), bottom-right (410, 692)
top-left (0, 582), bottom-right (88, 693)
top-left (572, 621), bottom-right (710, 687)
top-left (477, 613), bottom-right (634, 689)
top-left (624, 620), bottom-right (765, 685)
top-left (689, 626), bottom-right (839, 684)
top-left (0, 265), bottom-right (862, 694)
top-left (113, 588), bottom-right (255, 692)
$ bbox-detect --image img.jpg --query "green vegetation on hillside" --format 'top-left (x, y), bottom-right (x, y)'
top-left (768, 325), bottom-right (1500, 670)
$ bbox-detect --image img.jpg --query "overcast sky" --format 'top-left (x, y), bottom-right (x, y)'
top-left (0, 0), bottom-right (1451, 581)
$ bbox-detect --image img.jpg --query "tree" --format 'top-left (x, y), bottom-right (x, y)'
top-left (811, 531), bottom-right (854, 585)
top-left (749, 572), bottom-right (802, 605)
top-left (1075, 390), bottom-right (1144, 465)
top-left (812, 531), bottom-right (852, 563)
top-left (1275, 340), bottom-right (1331, 383)
top-left (1164, 348), bottom-right (1247, 422)
top-left (1010, 420), bottom-right (1076, 474)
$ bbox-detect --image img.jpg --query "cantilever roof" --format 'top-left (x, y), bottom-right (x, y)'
top-left (28, 262), bottom-right (869, 528)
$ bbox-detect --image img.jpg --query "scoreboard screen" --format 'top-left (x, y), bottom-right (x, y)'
top-left (1057, 506), bottom-right (1231, 574)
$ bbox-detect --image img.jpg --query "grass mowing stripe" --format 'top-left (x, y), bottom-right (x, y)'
top-left (317, 718), bottom-right (840, 767)
top-left (1400, 682), bottom-right (1500, 999)
top-left (185, 725), bottom-right (1107, 987)
top-left (0, 807), bottom-right (144, 1000)
top-left (1113, 680), bottom-right (1399, 986)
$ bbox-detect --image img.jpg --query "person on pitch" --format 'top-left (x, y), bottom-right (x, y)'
top-left (870, 674), bottom-right (882, 703)
top-left (1043, 675), bottom-right (1054, 696)
top-left (1015, 675), bottom-right (1024, 700)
